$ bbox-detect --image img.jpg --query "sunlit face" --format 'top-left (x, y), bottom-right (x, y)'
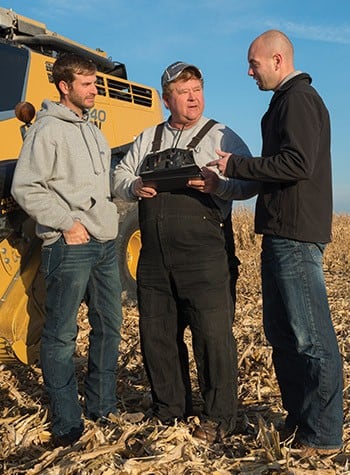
top-left (60, 73), bottom-right (98, 116)
top-left (248, 40), bottom-right (279, 91)
top-left (163, 78), bottom-right (204, 127)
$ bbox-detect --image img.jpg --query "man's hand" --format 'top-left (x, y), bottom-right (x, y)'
top-left (206, 150), bottom-right (232, 176)
top-left (63, 220), bottom-right (90, 245)
top-left (187, 166), bottom-right (219, 193)
top-left (132, 177), bottom-right (157, 198)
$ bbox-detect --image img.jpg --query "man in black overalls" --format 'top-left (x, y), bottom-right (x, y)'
top-left (113, 62), bottom-right (258, 442)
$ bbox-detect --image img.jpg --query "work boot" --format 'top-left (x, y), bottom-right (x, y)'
top-left (192, 419), bottom-right (231, 443)
top-left (297, 444), bottom-right (340, 458)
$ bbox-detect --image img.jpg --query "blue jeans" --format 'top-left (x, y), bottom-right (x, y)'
top-left (40, 237), bottom-right (122, 437)
top-left (261, 236), bottom-right (343, 449)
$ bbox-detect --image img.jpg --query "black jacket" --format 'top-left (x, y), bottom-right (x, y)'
top-left (226, 73), bottom-right (332, 243)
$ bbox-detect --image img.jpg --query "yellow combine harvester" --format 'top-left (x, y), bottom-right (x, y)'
top-left (0, 7), bottom-right (163, 364)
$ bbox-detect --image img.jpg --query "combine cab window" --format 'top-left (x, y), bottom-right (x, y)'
top-left (0, 44), bottom-right (28, 113)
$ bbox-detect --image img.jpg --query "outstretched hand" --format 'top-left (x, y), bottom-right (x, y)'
top-left (206, 150), bottom-right (232, 176)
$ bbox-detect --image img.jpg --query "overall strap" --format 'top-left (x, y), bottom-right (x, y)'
top-left (186, 119), bottom-right (218, 149)
top-left (150, 119), bottom-right (218, 152)
top-left (150, 122), bottom-right (166, 152)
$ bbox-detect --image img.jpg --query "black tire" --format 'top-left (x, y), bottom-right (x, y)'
top-left (116, 204), bottom-right (140, 301)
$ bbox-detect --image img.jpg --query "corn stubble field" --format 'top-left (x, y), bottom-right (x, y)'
top-left (1, 208), bottom-right (350, 475)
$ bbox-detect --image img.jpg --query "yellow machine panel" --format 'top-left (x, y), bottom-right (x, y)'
top-left (0, 6), bottom-right (163, 363)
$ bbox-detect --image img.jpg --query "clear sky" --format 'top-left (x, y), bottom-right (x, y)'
top-left (2, 0), bottom-right (349, 212)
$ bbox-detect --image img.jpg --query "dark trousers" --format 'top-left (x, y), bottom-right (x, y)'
top-left (137, 191), bottom-right (237, 430)
top-left (177, 212), bottom-right (240, 416)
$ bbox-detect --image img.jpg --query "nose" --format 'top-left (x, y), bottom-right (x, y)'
top-left (248, 66), bottom-right (254, 77)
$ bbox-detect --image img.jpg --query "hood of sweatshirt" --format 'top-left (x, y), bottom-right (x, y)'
top-left (36, 100), bottom-right (105, 175)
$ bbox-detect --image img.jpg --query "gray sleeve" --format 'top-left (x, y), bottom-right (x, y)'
top-left (212, 125), bottom-right (260, 200)
top-left (11, 127), bottom-right (74, 231)
top-left (112, 134), bottom-right (143, 202)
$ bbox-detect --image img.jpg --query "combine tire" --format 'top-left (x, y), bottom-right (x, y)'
top-left (116, 206), bottom-right (140, 301)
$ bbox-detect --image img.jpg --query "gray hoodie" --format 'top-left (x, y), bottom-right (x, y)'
top-left (11, 99), bottom-right (119, 245)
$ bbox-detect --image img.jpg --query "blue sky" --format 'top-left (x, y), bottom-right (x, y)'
top-left (2, 0), bottom-right (349, 212)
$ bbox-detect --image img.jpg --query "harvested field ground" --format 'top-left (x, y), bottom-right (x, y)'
top-left (1, 207), bottom-right (350, 474)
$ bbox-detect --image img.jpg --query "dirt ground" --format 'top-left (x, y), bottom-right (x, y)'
top-left (1, 208), bottom-right (349, 474)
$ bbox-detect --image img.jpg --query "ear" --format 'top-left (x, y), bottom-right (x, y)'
top-left (58, 80), bottom-right (70, 95)
top-left (162, 94), bottom-right (170, 110)
top-left (273, 53), bottom-right (282, 71)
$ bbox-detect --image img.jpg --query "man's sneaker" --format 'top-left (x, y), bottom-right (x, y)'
top-left (52, 426), bottom-right (84, 447)
top-left (96, 412), bottom-right (119, 426)
top-left (278, 425), bottom-right (298, 443)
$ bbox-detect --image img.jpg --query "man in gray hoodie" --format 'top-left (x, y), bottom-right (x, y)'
top-left (11, 54), bottom-right (123, 447)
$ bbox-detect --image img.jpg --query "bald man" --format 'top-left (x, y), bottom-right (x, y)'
top-left (209, 30), bottom-right (343, 455)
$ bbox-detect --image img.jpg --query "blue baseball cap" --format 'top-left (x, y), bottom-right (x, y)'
top-left (161, 61), bottom-right (202, 88)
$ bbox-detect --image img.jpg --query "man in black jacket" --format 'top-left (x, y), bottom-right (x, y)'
top-left (209, 30), bottom-right (343, 455)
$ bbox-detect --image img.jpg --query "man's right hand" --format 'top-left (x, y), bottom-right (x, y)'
top-left (63, 220), bottom-right (90, 245)
top-left (132, 177), bottom-right (157, 198)
top-left (207, 150), bottom-right (232, 176)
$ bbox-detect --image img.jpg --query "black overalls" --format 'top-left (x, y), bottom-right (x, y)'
top-left (137, 122), bottom-right (238, 431)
